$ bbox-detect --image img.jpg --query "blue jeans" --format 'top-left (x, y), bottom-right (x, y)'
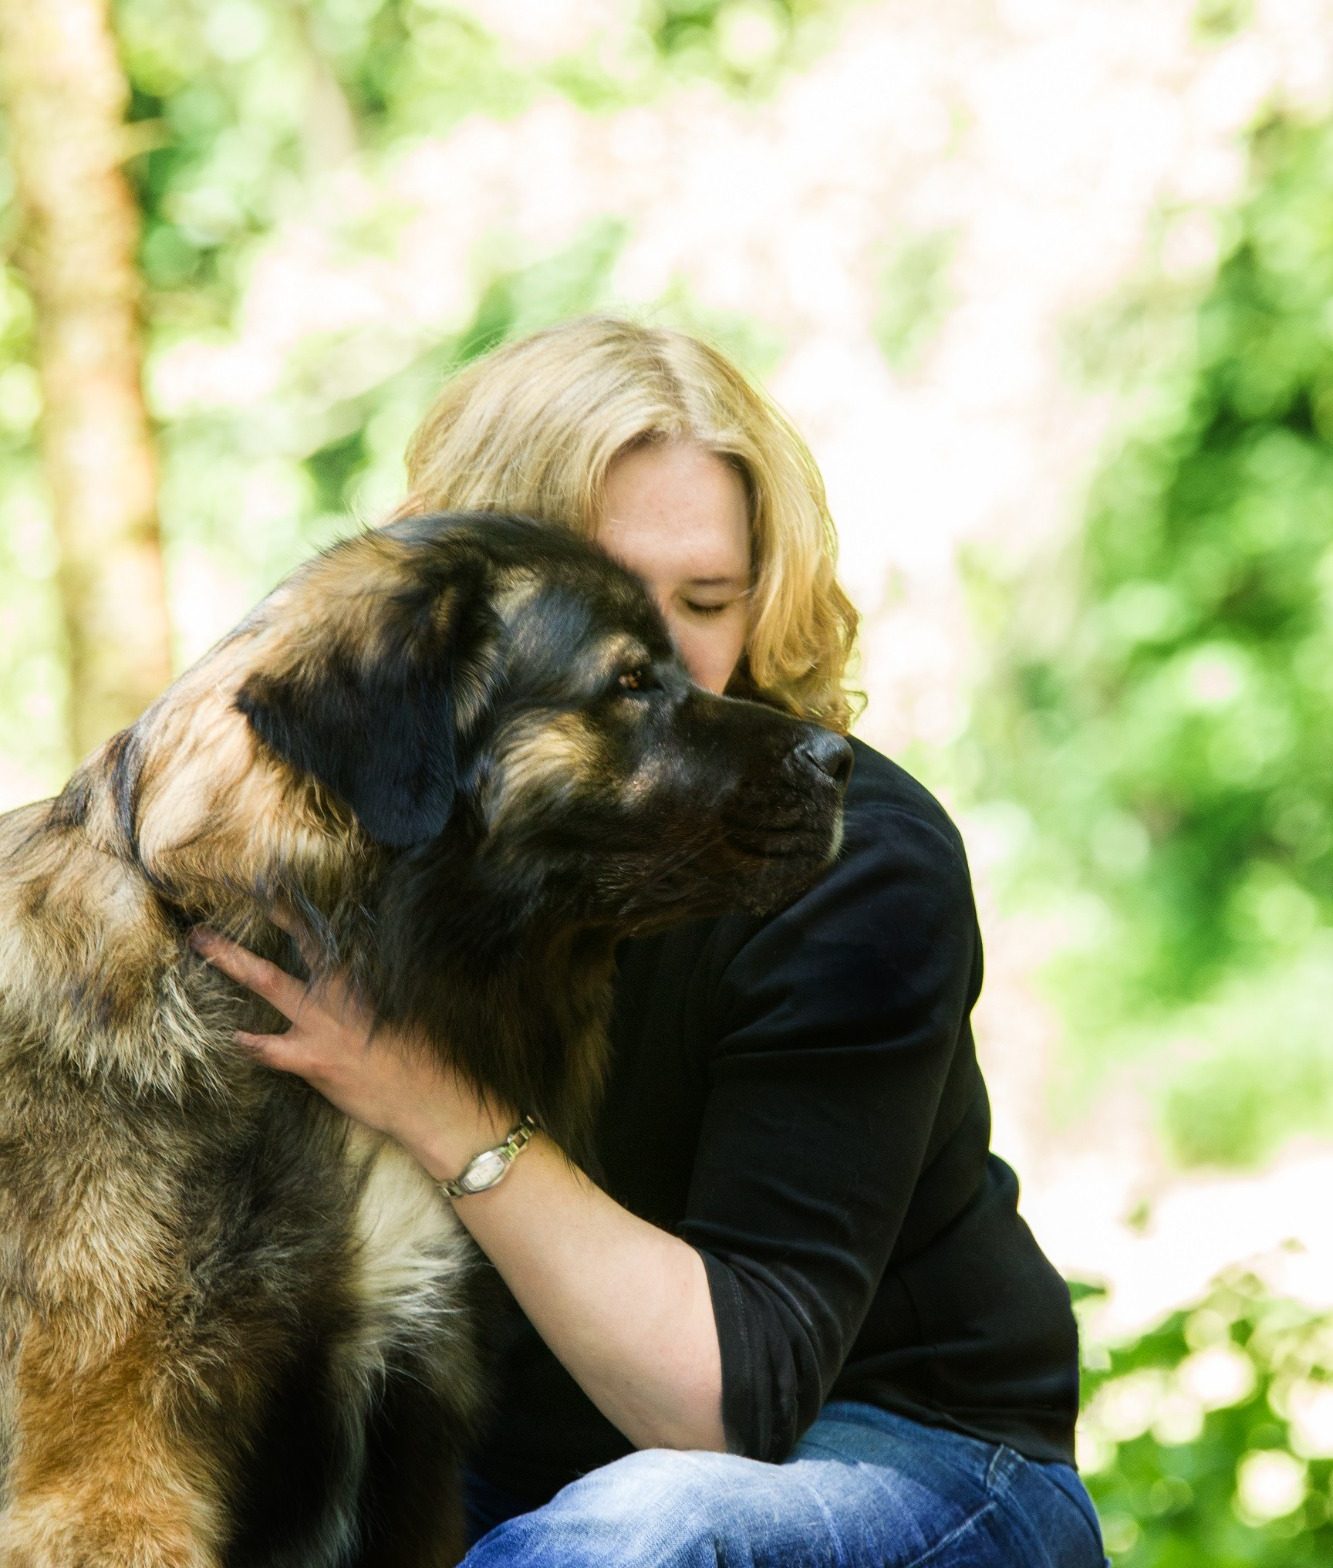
top-left (460, 1402), bottom-right (1108, 1567)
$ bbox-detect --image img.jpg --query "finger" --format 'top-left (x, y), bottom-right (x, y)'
top-left (189, 928), bottom-right (309, 1022)
top-left (268, 903), bottom-right (323, 973)
top-left (235, 1029), bottom-right (303, 1075)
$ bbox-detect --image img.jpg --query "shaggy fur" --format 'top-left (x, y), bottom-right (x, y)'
top-left (0, 512), bottom-right (849, 1567)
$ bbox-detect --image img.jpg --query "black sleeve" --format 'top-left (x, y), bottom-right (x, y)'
top-left (679, 802), bottom-right (982, 1462)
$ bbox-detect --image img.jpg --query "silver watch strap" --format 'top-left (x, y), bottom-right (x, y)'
top-left (438, 1115), bottom-right (538, 1199)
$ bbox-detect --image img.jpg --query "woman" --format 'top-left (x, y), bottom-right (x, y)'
top-left (194, 316), bottom-right (1108, 1566)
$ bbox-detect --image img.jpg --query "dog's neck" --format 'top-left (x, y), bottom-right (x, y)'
top-left (363, 840), bottom-right (620, 1162)
top-left (463, 924), bottom-right (618, 1163)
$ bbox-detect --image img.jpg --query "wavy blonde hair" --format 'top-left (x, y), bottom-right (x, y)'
top-left (396, 316), bottom-right (861, 731)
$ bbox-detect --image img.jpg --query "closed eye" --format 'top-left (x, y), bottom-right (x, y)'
top-left (682, 589), bottom-right (748, 618)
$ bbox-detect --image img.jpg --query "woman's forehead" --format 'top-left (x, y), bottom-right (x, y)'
top-left (599, 442), bottom-right (750, 581)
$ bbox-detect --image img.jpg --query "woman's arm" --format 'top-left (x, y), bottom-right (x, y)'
top-left (188, 927), bottom-right (727, 1454)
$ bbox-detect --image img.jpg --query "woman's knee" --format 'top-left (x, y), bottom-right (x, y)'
top-left (543, 1444), bottom-right (772, 1532)
top-left (462, 1447), bottom-right (777, 1567)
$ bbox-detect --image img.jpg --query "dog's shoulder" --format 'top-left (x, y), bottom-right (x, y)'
top-left (0, 782), bottom-right (224, 1099)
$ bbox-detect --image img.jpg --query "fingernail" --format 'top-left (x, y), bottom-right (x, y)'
top-left (189, 926), bottom-right (218, 954)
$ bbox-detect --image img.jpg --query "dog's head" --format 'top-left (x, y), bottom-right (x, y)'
top-left (235, 512), bottom-right (850, 934)
top-left (135, 511), bottom-right (848, 1145)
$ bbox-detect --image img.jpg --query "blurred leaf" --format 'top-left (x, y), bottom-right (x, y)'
top-left (873, 229), bottom-right (956, 374)
top-left (975, 112), bottom-right (1333, 1168)
top-left (1080, 1274), bottom-right (1333, 1567)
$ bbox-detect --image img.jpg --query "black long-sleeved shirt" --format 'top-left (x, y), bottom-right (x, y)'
top-left (468, 738), bottom-right (1080, 1504)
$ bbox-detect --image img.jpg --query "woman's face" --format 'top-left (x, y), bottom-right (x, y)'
top-left (598, 441), bottom-right (751, 695)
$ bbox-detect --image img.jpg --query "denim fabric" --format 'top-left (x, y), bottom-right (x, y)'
top-left (460, 1402), bottom-right (1109, 1567)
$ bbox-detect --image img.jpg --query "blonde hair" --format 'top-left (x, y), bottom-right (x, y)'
top-left (397, 316), bottom-right (861, 731)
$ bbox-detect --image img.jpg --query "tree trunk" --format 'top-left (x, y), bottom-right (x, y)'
top-left (0, 0), bottom-right (171, 763)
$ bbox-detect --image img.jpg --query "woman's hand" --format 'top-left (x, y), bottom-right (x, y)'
top-left (187, 925), bottom-right (513, 1176)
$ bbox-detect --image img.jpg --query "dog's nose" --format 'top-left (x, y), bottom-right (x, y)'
top-left (798, 731), bottom-right (853, 791)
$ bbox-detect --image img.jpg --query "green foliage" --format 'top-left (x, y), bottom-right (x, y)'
top-left (642, 0), bottom-right (842, 89)
top-left (976, 112), bottom-right (1333, 1166)
top-left (873, 229), bottom-right (956, 374)
top-left (1079, 1275), bottom-right (1333, 1565)
top-left (118, 1), bottom-right (554, 325)
top-left (1, 0), bottom-right (795, 793)
top-left (1193, 0), bottom-right (1256, 43)
top-left (155, 215), bottom-right (633, 618)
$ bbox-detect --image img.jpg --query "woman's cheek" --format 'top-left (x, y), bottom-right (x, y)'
top-left (670, 618), bottom-right (746, 695)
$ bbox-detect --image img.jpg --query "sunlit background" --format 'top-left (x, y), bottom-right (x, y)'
top-left (1, 1), bottom-right (1331, 1559)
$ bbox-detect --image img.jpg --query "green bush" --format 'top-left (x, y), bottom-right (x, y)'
top-left (976, 112), bottom-right (1333, 1166)
top-left (1079, 1275), bottom-right (1333, 1565)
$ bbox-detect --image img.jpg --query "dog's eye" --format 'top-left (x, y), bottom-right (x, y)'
top-left (616, 668), bottom-right (651, 695)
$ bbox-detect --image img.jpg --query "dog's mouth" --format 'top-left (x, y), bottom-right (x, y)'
top-left (603, 794), bottom-right (843, 934)
top-left (721, 817), bottom-right (841, 865)
top-left (719, 767), bottom-right (846, 862)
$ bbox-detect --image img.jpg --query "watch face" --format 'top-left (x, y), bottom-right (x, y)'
top-left (460, 1149), bottom-right (509, 1193)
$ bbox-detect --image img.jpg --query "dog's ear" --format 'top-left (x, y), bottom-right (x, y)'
top-left (236, 578), bottom-right (486, 849)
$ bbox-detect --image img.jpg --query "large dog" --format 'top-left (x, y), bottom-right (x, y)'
top-left (0, 512), bottom-right (849, 1567)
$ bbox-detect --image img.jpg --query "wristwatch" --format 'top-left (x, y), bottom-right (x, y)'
top-left (438, 1116), bottom-right (538, 1199)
